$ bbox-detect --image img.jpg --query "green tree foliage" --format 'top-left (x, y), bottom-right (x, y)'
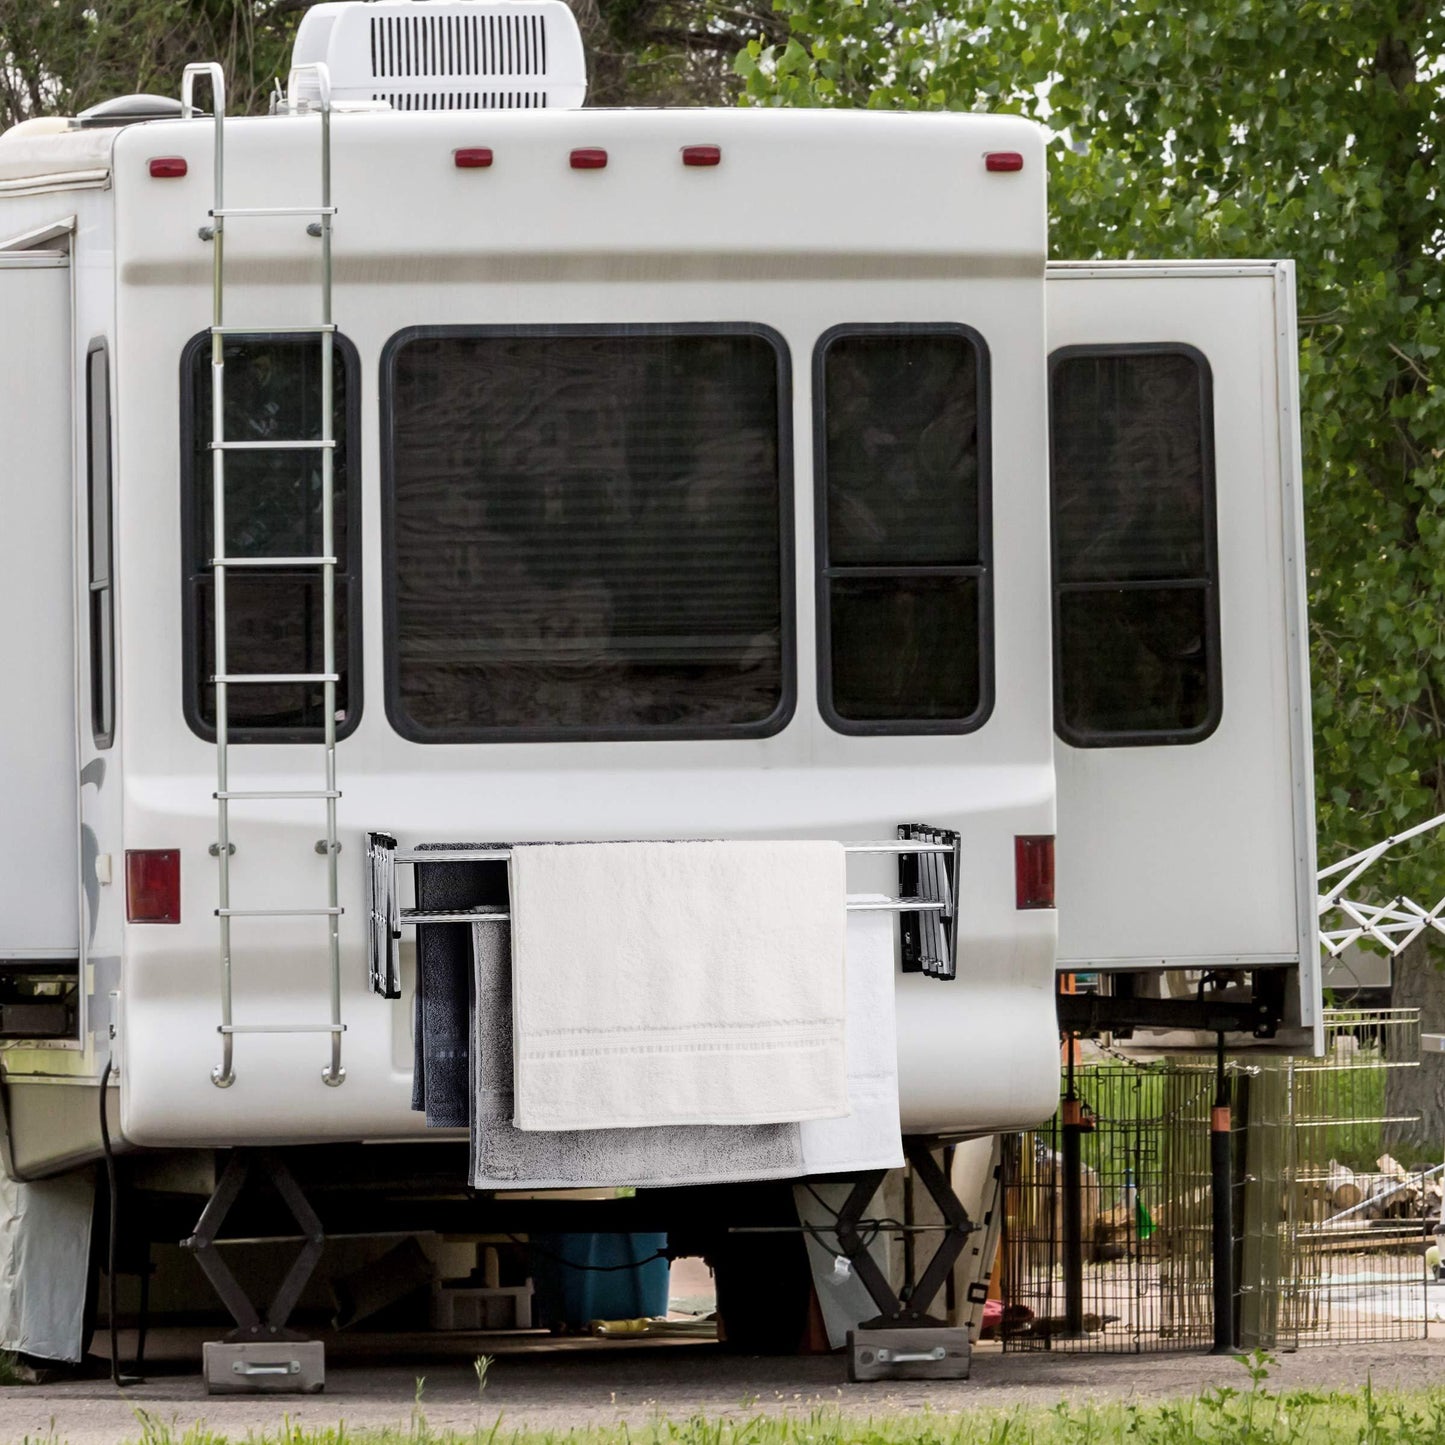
top-left (0, 0), bottom-right (310, 127)
top-left (571, 1), bottom-right (787, 104)
top-left (740, 1), bottom-right (1445, 893)
top-left (0, 0), bottom-right (776, 126)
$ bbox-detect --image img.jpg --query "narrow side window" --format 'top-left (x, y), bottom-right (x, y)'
top-left (815, 325), bottom-right (993, 734)
top-left (180, 334), bottom-right (363, 743)
top-left (87, 341), bottom-right (114, 749)
top-left (1050, 345), bottom-right (1221, 746)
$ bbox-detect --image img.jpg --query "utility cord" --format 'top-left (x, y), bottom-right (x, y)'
top-left (98, 1059), bottom-right (142, 1388)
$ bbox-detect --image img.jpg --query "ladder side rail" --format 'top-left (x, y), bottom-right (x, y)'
top-left (304, 63), bottom-right (346, 1087)
top-left (184, 63), bottom-right (237, 1090)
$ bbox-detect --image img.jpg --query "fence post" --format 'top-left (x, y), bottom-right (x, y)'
top-left (1211, 1032), bottom-right (1235, 1354)
top-left (1062, 1033), bottom-right (1085, 1337)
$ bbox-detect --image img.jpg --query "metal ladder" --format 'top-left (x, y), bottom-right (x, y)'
top-left (181, 62), bottom-right (345, 1090)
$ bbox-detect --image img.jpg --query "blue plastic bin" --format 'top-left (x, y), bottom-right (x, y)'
top-left (530, 1232), bottom-right (669, 1328)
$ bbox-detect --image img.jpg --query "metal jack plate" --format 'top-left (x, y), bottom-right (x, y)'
top-left (183, 1150), bottom-right (328, 1394)
top-left (848, 1327), bottom-right (971, 1382)
top-left (204, 1340), bottom-right (325, 1395)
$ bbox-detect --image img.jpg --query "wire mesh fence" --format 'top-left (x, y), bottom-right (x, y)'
top-left (1262, 1007), bottom-right (1432, 1349)
top-left (1000, 1008), bottom-right (1432, 1353)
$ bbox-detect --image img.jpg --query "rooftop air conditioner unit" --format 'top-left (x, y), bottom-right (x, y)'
top-left (291, 0), bottom-right (588, 112)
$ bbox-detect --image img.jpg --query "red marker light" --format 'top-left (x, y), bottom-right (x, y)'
top-left (126, 849), bottom-right (181, 924)
top-left (1015, 835), bottom-right (1055, 910)
top-left (681, 145), bottom-right (721, 168)
top-left (148, 157), bottom-right (188, 179)
top-left (985, 151), bottom-right (1025, 173)
top-left (570, 147), bottom-right (608, 170)
top-left (454, 147), bottom-right (494, 169)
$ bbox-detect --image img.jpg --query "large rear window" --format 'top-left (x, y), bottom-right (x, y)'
top-left (381, 325), bottom-right (794, 742)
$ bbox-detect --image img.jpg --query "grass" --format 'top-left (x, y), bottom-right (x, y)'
top-left (106, 1361), bottom-right (1445, 1445)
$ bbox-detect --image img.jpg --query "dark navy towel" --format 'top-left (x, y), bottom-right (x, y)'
top-left (411, 845), bottom-right (509, 1129)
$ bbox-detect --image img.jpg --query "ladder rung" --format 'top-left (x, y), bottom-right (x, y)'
top-left (215, 790), bottom-right (341, 800)
top-left (219, 1024), bottom-right (347, 1035)
top-left (211, 556), bottom-right (337, 569)
top-left (401, 906), bottom-right (511, 925)
top-left (213, 673), bottom-right (338, 684)
top-left (211, 324), bottom-right (337, 336)
top-left (209, 439), bottom-right (335, 452)
top-left (217, 907), bottom-right (345, 918)
top-left (212, 206), bottom-right (338, 218)
top-left (846, 896), bottom-right (947, 913)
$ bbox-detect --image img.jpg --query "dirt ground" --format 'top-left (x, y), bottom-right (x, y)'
top-left (2, 1332), bottom-right (1445, 1444)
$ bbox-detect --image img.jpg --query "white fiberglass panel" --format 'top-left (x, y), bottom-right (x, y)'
top-left (1048, 267), bottom-right (1317, 1011)
top-left (109, 108), bottom-right (1059, 1145)
top-left (0, 261), bottom-right (77, 960)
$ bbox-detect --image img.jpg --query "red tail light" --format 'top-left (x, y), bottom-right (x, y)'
top-left (570, 147), bottom-right (608, 170)
top-left (148, 157), bottom-right (188, 179)
top-left (985, 151), bottom-right (1025, 173)
top-left (454, 147), bottom-right (494, 169)
top-left (1015, 835), bottom-right (1055, 910)
top-left (681, 145), bottom-right (721, 167)
top-left (126, 850), bottom-right (181, 924)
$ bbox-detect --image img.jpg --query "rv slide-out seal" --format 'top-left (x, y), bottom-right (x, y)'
top-left (1049, 341), bottom-right (1222, 749)
top-left (378, 321), bottom-right (797, 745)
top-left (812, 321), bottom-right (996, 737)
top-left (179, 329), bottom-right (365, 745)
top-left (87, 339), bottom-right (116, 750)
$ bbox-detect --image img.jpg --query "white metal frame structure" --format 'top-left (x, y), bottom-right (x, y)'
top-left (1318, 811), bottom-right (1445, 958)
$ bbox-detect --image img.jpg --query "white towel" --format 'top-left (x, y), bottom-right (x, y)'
top-left (800, 902), bottom-right (904, 1173)
top-left (509, 840), bottom-right (849, 1132)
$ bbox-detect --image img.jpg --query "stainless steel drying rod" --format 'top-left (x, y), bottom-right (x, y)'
top-left (390, 841), bottom-right (954, 864)
top-left (364, 831), bottom-right (962, 998)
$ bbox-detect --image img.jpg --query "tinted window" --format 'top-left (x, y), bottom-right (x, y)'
top-left (181, 335), bottom-right (361, 741)
top-left (815, 326), bottom-right (991, 732)
top-left (1051, 346), bottom-right (1220, 745)
top-left (87, 342), bottom-right (114, 749)
top-left (382, 327), bottom-right (792, 741)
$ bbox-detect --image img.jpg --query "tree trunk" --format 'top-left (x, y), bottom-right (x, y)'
top-left (1384, 936), bottom-right (1445, 1157)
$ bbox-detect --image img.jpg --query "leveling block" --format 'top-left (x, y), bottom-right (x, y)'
top-left (203, 1340), bottom-right (325, 1394)
top-left (848, 1327), bottom-right (971, 1382)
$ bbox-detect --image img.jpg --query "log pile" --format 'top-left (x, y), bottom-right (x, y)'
top-left (1089, 1155), bottom-right (1441, 1261)
top-left (1316, 1155), bottom-right (1441, 1227)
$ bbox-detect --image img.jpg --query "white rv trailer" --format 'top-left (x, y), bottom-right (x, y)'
top-left (0, 0), bottom-right (1317, 1332)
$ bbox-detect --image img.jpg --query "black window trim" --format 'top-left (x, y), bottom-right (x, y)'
top-left (179, 328), bottom-right (365, 745)
top-left (87, 338), bottom-right (115, 750)
top-left (1049, 340), bottom-right (1223, 749)
top-left (812, 321), bottom-right (995, 737)
top-left (378, 321), bottom-right (797, 745)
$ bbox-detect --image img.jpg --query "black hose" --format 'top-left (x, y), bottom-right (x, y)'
top-left (99, 1059), bottom-right (141, 1387)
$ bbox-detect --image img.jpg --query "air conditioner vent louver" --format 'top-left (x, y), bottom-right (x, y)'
top-left (292, 1), bottom-right (587, 111)
top-left (370, 13), bottom-right (547, 79)
top-left (373, 91), bottom-right (548, 111)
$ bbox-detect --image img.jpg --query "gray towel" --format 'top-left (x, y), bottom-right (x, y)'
top-left (469, 921), bottom-right (806, 1190)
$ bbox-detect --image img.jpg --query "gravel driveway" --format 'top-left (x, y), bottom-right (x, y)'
top-left (0, 1334), bottom-right (1443, 1444)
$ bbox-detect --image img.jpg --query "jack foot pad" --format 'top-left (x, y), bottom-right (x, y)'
top-left (203, 1340), bottom-right (325, 1395)
top-left (847, 1327), bottom-right (970, 1383)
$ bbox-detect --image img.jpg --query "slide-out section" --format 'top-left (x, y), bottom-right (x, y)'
top-left (1047, 262), bottom-right (1318, 1051)
top-left (0, 254), bottom-right (79, 1040)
